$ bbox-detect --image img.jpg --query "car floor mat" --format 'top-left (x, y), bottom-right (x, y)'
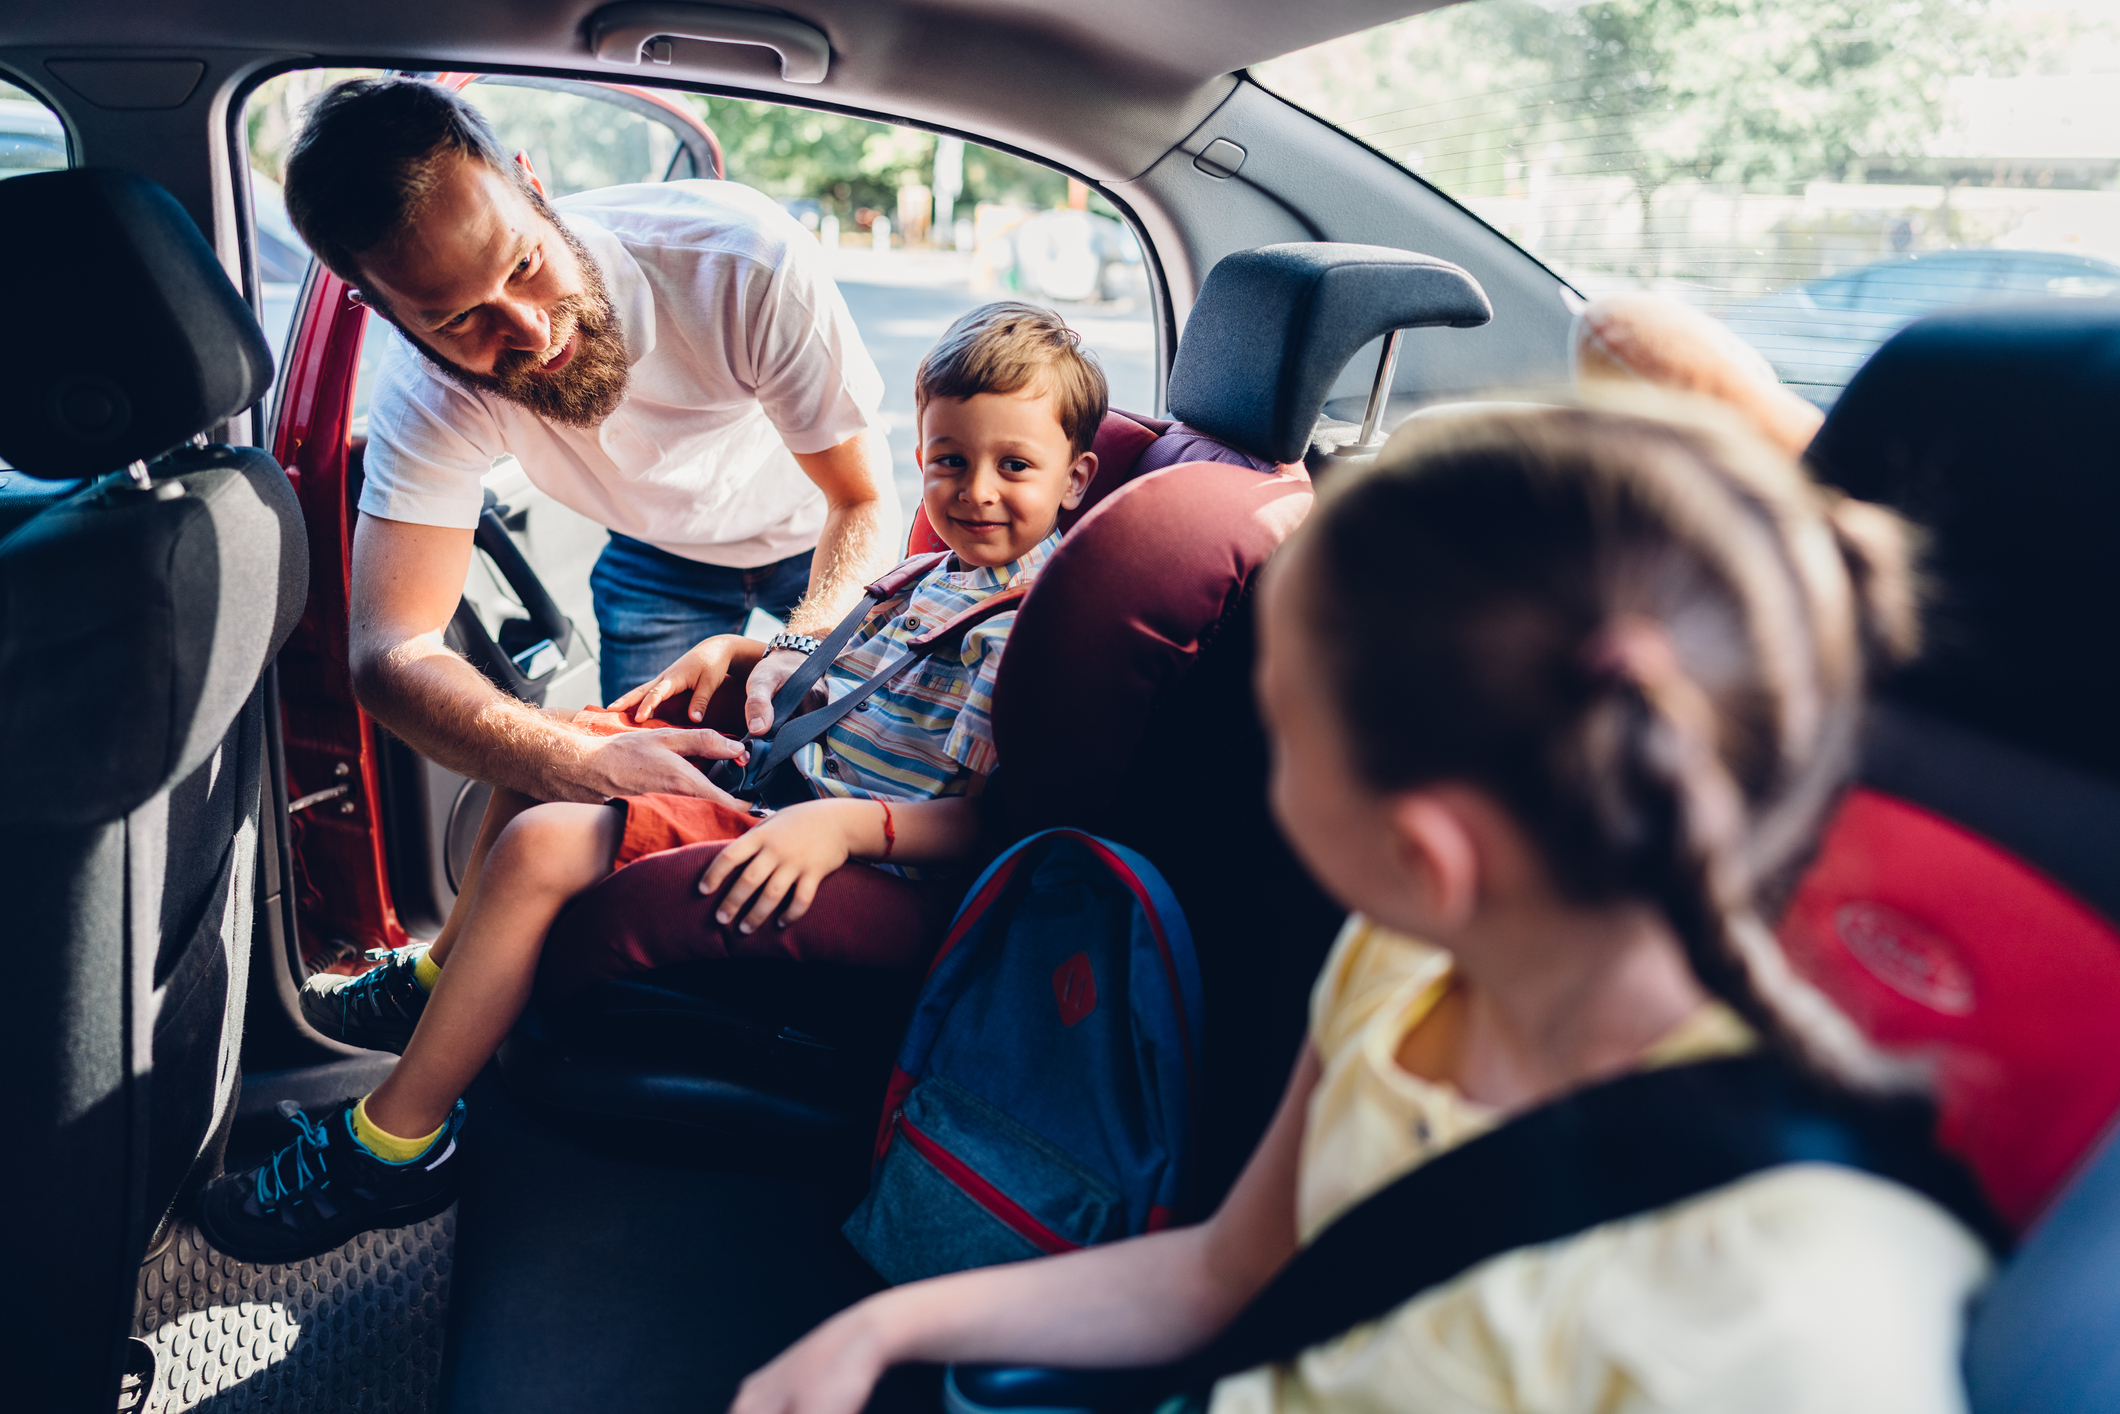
top-left (131, 1209), bottom-right (454, 1412)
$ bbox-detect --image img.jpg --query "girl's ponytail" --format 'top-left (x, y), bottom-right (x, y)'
top-left (1302, 396), bottom-right (1922, 1093)
top-left (1586, 621), bottom-right (1917, 1091)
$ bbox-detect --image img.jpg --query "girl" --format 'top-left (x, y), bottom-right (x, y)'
top-left (729, 397), bottom-right (1994, 1414)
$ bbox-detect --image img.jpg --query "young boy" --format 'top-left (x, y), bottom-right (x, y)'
top-left (197, 303), bottom-right (1106, 1265)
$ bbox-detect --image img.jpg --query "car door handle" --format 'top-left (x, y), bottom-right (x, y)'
top-left (448, 489), bottom-right (578, 705)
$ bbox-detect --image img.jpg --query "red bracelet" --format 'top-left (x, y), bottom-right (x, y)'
top-left (879, 799), bottom-right (896, 859)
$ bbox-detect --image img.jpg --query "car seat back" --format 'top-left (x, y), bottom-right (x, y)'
top-left (987, 244), bottom-right (1491, 1199)
top-left (0, 169), bottom-right (305, 1410)
top-left (1775, 303), bottom-right (2120, 1409)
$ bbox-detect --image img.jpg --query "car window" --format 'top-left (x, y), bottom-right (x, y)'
top-left (0, 80), bottom-right (66, 180)
top-left (1255, 0), bottom-right (2120, 408)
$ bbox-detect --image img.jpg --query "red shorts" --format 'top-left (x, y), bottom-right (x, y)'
top-left (534, 705), bottom-right (960, 999)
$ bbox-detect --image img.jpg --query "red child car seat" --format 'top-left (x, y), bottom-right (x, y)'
top-left (1774, 304), bottom-right (2120, 1409)
top-left (504, 246), bottom-right (1492, 1197)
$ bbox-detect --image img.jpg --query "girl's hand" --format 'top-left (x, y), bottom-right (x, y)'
top-left (607, 634), bottom-right (763, 725)
top-left (729, 1307), bottom-right (887, 1414)
top-left (699, 801), bottom-right (856, 933)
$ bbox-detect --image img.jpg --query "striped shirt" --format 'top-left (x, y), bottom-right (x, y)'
top-left (794, 532), bottom-right (1058, 814)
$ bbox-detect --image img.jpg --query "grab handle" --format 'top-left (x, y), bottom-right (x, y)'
top-left (587, 3), bottom-right (832, 82)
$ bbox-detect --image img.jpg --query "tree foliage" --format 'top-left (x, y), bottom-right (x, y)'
top-left (685, 95), bottom-right (1071, 219)
top-left (1270, 0), bottom-right (2029, 204)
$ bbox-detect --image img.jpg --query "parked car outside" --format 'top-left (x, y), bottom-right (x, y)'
top-left (1721, 248), bottom-right (2120, 405)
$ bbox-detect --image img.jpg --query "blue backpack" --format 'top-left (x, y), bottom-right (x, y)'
top-left (843, 829), bottom-right (1205, 1285)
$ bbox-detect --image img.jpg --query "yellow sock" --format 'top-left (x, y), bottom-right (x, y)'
top-left (412, 947), bottom-right (441, 993)
top-left (351, 1095), bottom-right (444, 1164)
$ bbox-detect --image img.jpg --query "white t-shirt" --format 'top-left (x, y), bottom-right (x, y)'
top-left (358, 180), bottom-right (886, 568)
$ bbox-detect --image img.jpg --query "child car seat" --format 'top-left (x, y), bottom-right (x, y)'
top-left (0, 170), bottom-right (307, 1411)
top-left (504, 245), bottom-right (1491, 1202)
top-left (1778, 303), bottom-right (2120, 1409)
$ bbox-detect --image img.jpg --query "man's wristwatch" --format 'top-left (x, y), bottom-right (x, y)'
top-left (768, 631), bottom-right (823, 656)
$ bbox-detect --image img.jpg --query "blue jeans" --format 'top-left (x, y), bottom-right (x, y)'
top-left (590, 534), bottom-right (814, 706)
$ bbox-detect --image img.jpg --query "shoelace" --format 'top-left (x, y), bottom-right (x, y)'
top-left (337, 947), bottom-right (414, 1026)
top-left (253, 1101), bottom-right (332, 1210)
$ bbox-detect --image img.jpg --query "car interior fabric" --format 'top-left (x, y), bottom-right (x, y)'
top-left (1773, 304), bottom-right (2120, 1409)
top-left (0, 168), bottom-right (273, 479)
top-left (0, 168), bottom-right (305, 1412)
top-left (1808, 303), bottom-right (2120, 787)
top-left (1965, 1121), bottom-right (2120, 1413)
top-left (1161, 243), bottom-right (1492, 464)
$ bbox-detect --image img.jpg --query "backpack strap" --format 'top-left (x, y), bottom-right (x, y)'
top-left (949, 1053), bottom-right (2005, 1414)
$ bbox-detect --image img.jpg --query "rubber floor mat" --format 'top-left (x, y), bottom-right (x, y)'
top-left (129, 1209), bottom-right (454, 1412)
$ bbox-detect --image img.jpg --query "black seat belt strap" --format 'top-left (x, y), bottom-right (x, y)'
top-left (754, 551), bottom-right (951, 740)
top-left (1174, 1053), bottom-right (2004, 1388)
top-left (736, 568), bottom-right (1026, 799)
top-left (947, 1054), bottom-right (2004, 1414)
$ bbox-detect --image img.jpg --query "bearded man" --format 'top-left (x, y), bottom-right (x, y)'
top-left (283, 77), bottom-right (899, 805)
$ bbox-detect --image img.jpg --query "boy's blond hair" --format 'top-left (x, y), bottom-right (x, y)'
top-left (915, 302), bottom-right (1109, 456)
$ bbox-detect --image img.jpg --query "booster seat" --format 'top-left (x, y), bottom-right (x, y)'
top-left (503, 245), bottom-right (1491, 1200)
top-left (1776, 303), bottom-right (2120, 1410)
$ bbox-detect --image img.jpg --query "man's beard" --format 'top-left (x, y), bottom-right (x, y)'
top-left (417, 219), bottom-right (631, 429)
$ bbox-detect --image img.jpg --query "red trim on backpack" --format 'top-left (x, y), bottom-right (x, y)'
top-left (1145, 1205), bottom-right (1174, 1231)
top-left (920, 849), bottom-right (1034, 982)
top-left (874, 1065), bottom-right (920, 1169)
top-left (896, 1112), bottom-right (1081, 1256)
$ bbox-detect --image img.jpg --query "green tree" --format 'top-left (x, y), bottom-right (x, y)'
top-left (1264, 0), bottom-right (2035, 279)
top-left (688, 95), bottom-right (1073, 220)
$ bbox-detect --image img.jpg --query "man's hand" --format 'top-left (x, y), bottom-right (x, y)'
top-left (742, 647), bottom-right (813, 736)
top-left (607, 634), bottom-right (765, 725)
top-left (572, 726), bottom-right (749, 805)
top-left (698, 798), bottom-right (870, 932)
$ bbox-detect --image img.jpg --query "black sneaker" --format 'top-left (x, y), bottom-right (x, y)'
top-left (194, 1098), bottom-right (467, 1265)
top-left (301, 943), bottom-right (432, 1052)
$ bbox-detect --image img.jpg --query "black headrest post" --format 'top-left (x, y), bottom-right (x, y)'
top-left (1165, 244), bottom-right (1491, 465)
top-left (0, 168), bottom-right (273, 480)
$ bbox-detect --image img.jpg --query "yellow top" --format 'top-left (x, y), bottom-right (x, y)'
top-left (1209, 916), bottom-right (1991, 1414)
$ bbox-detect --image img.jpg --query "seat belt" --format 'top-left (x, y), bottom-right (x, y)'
top-left (711, 553), bottom-right (1029, 805)
top-left (947, 1053), bottom-right (2006, 1414)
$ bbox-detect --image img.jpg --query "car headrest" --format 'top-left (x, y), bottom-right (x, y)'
top-left (1807, 302), bottom-right (2120, 783)
top-left (0, 168), bottom-right (274, 479)
top-left (1165, 243), bottom-right (1492, 465)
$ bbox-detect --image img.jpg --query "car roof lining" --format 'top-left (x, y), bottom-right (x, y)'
top-left (0, 0), bottom-right (1458, 182)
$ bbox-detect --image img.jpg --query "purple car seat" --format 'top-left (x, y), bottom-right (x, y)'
top-left (503, 245), bottom-right (1492, 1199)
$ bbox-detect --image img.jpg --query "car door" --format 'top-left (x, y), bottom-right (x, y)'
top-left (267, 74), bottom-right (723, 963)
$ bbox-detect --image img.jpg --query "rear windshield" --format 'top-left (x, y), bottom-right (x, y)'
top-left (1254, 0), bottom-right (2120, 407)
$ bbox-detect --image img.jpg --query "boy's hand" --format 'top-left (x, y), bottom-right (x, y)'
top-left (607, 634), bottom-right (764, 725)
top-left (743, 647), bottom-right (812, 736)
top-left (699, 800), bottom-right (856, 933)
